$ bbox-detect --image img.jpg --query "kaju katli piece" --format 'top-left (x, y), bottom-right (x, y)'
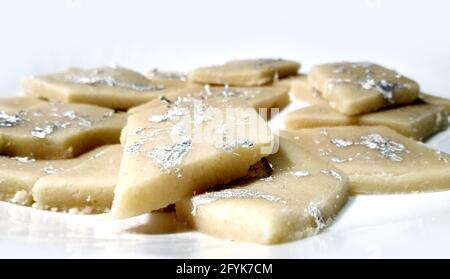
top-left (0, 101), bottom-right (126, 159)
top-left (0, 146), bottom-right (111, 206)
top-left (22, 66), bottom-right (189, 110)
top-left (189, 58), bottom-right (300, 86)
top-left (176, 138), bottom-right (348, 244)
top-left (308, 62), bottom-right (420, 115)
top-left (128, 85), bottom-right (290, 116)
top-left (284, 104), bottom-right (448, 141)
top-left (281, 126), bottom-right (450, 194)
top-left (111, 95), bottom-right (275, 219)
top-left (32, 145), bottom-right (122, 213)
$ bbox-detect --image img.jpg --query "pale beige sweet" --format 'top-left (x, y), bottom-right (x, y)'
top-left (189, 58), bottom-right (300, 86)
top-left (281, 126), bottom-right (450, 194)
top-left (176, 138), bottom-right (348, 244)
top-left (22, 66), bottom-right (185, 110)
top-left (32, 145), bottom-right (121, 213)
top-left (285, 105), bottom-right (355, 129)
top-left (129, 85), bottom-right (290, 116)
top-left (0, 101), bottom-right (126, 159)
top-left (271, 75), bottom-right (296, 89)
top-left (284, 75), bottom-right (328, 105)
top-left (0, 96), bottom-right (46, 112)
top-left (238, 86), bottom-right (290, 111)
top-left (127, 83), bottom-right (203, 115)
top-left (111, 96), bottom-right (274, 219)
top-left (285, 104), bottom-right (448, 141)
top-left (308, 62), bottom-right (420, 115)
top-left (146, 68), bottom-right (188, 84)
top-left (359, 104), bottom-right (448, 141)
top-left (419, 93), bottom-right (450, 113)
top-left (0, 147), bottom-right (102, 206)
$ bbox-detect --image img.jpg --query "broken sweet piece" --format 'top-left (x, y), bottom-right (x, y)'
top-left (111, 96), bottom-right (274, 219)
top-left (285, 104), bottom-right (448, 141)
top-left (32, 145), bottom-right (121, 213)
top-left (419, 93), bottom-right (450, 113)
top-left (308, 62), bottom-right (420, 115)
top-left (176, 138), bottom-right (348, 244)
top-left (129, 85), bottom-right (289, 116)
top-left (0, 101), bottom-right (126, 159)
top-left (189, 58), bottom-right (300, 86)
top-left (0, 147), bottom-right (102, 206)
top-left (22, 66), bottom-right (184, 110)
top-left (281, 126), bottom-right (450, 194)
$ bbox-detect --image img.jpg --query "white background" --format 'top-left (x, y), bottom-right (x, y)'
top-left (0, 0), bottom-right (449, 97)
top-left (1, 0), bottom-right (450, 258)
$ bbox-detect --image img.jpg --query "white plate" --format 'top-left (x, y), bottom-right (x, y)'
top-left (1, 99), bottom-right (450, 259)
top-left (1, 0), bottom-right (450, 258)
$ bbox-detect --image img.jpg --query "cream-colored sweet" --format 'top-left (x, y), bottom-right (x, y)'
top-left (281, 126), bottom-right (450, 194)
top-left (308, 62), bottom-right (420, 115)
top-left (176, 138), bottom-right (348, 244)
top-left (285, 105), bottom-right (355, 129)
top-left (0, 147), bottom-right (101, 206)
top-left (419, 93), bottom-right (450, 113)
top-left (129, 85), bottom-right (289, 116)
top-left (32, 145), bottom-right (121, 213)
top-left (189, 58), bottom-right (300, 86)
top-left (285, 104), bottom-right (448, 141)
top-left (0, 96), bottom-right (46, 112)
top-left (127, 83), bottom-right (203, 115)
top-left (111, 96), bottom-right (274, 219)
top-left (146, 68), bottom-right (188, 84)
top-left (22, 66), bottom-right (186, 110)
top-left (359, 104), bottom-right (448, 141)
top-left (0, 101), bottom-right (126, 159)
top-left (284, 75), bottom-right (328, 105)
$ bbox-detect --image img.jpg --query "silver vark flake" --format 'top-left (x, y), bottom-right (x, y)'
top-left (102, 111), bottom-right (114, 118)
top-left (65, 73), bottom-right (164, 92)
top-left (89, 150), bottom-right (106, 160)
top-left (170, 124), bottom-right (186, 138)
top-left (330, 138), bottom-right (353, 148)
top-left (307, 203), bottom-right (326, 230)
top-left (359, 133), bottom-right (405, 161)
top-left (148, 139), bottom-right (192, 172)
top-left (359, 78), bottom-right (397, 104)
top-left (261, 176), bottom-right (274, 182)
top-left (125, 139), bottom-right (146, 155)
top-left (290, 170), bottom-right (311, 178)
top-left (190, 188), bottom-right (286, 215)
top-left (321, 169), bottom-right (343, 182)
top-left (12, 156), bottom-right (36, 163)
top-left (148, 106), bottom-right (188, 123)
top-left (78, 116), bottom-right (92, 128)
top-left (215, 137), bottom-right (254, 152)
top-left (0, 112), bottom-right (24, 127)
top-left (42, 165), bottom-right (64, 175)
top-left (32, 124), bottom-right (56, 138)
top-left (220, 88), bottom-right (243, 98)
top-left (63, 111), bottom-right (77, 120)
top-left (436, 151), bottom-right (448, 163)
top-left (331, 156), bottom-right (349, 163)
